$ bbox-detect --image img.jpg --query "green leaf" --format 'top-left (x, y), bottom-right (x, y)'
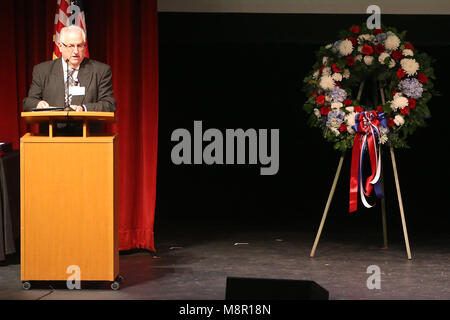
top-left (334, 141), bottom-right (341, 150)
top-left (383, 104), bottom-right (392, 113)
top-left (399, 30), bottom-right (407, 40)
top-left (337, 60), bottom-right (346, 70)
top-left (303, 103), bottom-right (314, 113)
top-left (422, 104), bottom-right (431, 118)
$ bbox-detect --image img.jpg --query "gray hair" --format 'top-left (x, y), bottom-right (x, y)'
top-left (59, 25), bottom-right (86, 43)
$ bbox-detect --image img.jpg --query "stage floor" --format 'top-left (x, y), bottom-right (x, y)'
top-left (0, 225), bottom-right (449, 300)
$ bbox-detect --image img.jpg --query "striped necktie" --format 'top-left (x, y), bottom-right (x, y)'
top-left (65, 68), bottom-right (77, 106)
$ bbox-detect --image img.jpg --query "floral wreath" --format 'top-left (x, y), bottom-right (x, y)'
top-left (302, 23), bottom-right (436, 151)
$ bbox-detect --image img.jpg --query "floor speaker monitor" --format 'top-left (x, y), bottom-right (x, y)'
top-left (225, 277), bottom-right (329, 300)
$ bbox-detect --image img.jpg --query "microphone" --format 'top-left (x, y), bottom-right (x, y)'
top-left (64, 58), bottom-right (71, 111)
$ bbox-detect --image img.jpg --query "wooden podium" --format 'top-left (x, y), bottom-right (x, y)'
top-left (20, 112), bottom-right (120, 289)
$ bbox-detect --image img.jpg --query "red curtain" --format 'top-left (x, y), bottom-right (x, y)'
top-left (0, 0), bottom-right (159, 252)
top-left (1, 0), bottom-right (55, 147)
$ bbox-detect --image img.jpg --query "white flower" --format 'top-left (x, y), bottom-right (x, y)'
top-left (330, 127), bottom-right (340, 136)
top-left (322, 56), bottom-right (329, 65)
top-left (394, 114), bottom-right (405, 126)
top-left (343, 69), bottom-right (350, 79)
top-left (331, 102), bottom-right (343, 110)
top-left (322, 67), bottom-right (331, 76)
top-left (325, 43), bottom-right (332, 49)
top-left (403, 49), bottom-right (414, 57)
top-left (313, 108), bottom-right (321, 119)
top-left (345, 106), bottom-right (354, 112)
top-left (364, 56), bottom-right (374, 65)
top-left (319, 75), bottom-right (335, 90)
top-left (325, 95), bottom-right (332, 102)
top-left (388, 59), bottom-right (396, 69)
top-left (400, 58), bottom-right (420, 76)
top-left (378, 52), bottom-right (390, 64)
top-left (391, 94), bottom-right (409, 111)
top-left (338, 39), bottom-right (353, 56)
top-left (347, 126), bottom-right (355, 134)
top-left (357, 45), bottom-right (363, 53)
top-left (345, 112), bottom-right (356, 127)
top-left (328, 120), bottom-right (339, 128)
top-left (355, 54), bottom-right (363, 62)
top-left (332, 73), bottom-right (342, 82)
top-left (379, 126), bottom-right (389, 143)
top-left (312, 70), bottom-right (319, 79)
top-left (385, 34), bottom-right (401, 50)
top-left (358, 34), bottom-right (375, 44)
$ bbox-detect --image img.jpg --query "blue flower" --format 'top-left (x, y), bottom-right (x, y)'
top-left (332, 40), bottom-right (342, 56)
top-left (376, 33), bottom-right (387, 43)
top-left (330, 86), bottom-right (347, 103)
top-left (326, 110), bottom-right (345, 127)
top-left (398, 78), bottom-right (423, 99)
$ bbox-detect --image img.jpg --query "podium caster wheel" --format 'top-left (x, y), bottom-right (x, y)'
top-left (111, 281), bottom-right (120, 290)
top-left (116, 275), bottom-right (124, 282)
top-left (22, 282), bottom-right (31, 290)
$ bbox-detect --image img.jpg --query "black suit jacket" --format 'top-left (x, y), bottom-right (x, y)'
top-left (23, 58), bottom-right (116, 112)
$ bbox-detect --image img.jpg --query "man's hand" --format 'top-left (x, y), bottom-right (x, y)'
top-left (70, 105), bottom-right (85, 112)
top-left (36, 100), bottom-right (49, 109)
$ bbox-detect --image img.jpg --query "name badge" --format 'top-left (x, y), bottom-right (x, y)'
top-left (69, 86), bottom-right (85, 96)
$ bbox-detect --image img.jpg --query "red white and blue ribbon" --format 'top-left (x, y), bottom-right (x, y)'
top-left (349, 111), bottom-right (387, 213)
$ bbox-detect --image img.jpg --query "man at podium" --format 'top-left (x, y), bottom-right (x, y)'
top-left (20, 25), bottom-right (119, 283)
top-left (22, 25), bottom-right (116, 113)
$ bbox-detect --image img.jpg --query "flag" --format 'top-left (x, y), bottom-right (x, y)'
top-left (52, 0), bottom-right (89, 60)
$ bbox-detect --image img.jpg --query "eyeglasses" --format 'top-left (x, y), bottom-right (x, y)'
top-left (61, 43), bottom-right (86, 51)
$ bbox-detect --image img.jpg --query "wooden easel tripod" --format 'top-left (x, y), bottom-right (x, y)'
top-left (309, 81), bottom-right (412, 260)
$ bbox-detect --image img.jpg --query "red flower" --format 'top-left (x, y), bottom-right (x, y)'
top-left (392, 90), bottom-right (398, 97)
top-left (346, 56), bottom-right (355, 66)
top-left (332, 63), bottom-right (341, 73)
top-left (387, 117), bottom-right (395, 127)
top-left (377, 106), bottom-right (384, 112)
top-left (362, 44), bottom-right (374, 55)
top-left (312, 92), bottom-right (317, 97)
top-left (373, 28), bottom-right (383, 35)
top-left (354, 106), bottom-right (364, 113)
top-left (350, 25), bottom-right (360, 34)
top-left (319, 66), bottom-right (325, 74)
top-left (401, 107), bottom-right (410, 115)
top-left (404, 42), bottom-right (414, 50)
top-left (374, 44), bottom-right (385, 54)
top-left (392, 50), bottom-right (403, 61)
top-left (396, 68), bottom-right (406, 79)
top-left (320, 106), bottom-right (330, 115)
top-left (408, 98), bottom-right (416, 109)
top-left (344, 99), bottom-right (352, 106)
top-left (339, 124), bottom-right (347, 132)
top-left (316, 95), bottom-right (326, 105)
top-left (346, 37), bottom-right (357, 47)
top-left (335, 82), bottom-right (341, 88)
top-left (417, 73), bottom-right (428, 84)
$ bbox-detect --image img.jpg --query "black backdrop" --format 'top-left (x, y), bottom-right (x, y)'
top-left (155, 13), bottom-right (450, 244)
